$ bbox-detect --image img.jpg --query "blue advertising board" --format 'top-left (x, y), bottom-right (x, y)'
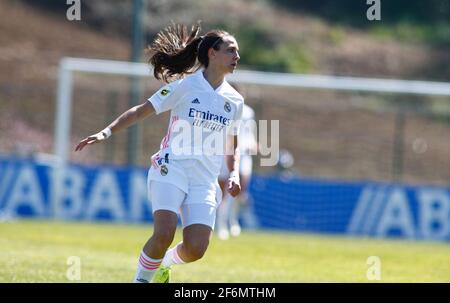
top-left (1, 156), bottom-right (449, 241)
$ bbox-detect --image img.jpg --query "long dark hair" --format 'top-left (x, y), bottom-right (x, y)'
top-left (148, 22), bottom-right (231, 83)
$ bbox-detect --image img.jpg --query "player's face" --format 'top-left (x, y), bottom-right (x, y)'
top-left (211, 36), bottom-right (240, 74)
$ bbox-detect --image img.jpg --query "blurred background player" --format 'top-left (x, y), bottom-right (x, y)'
top-left (274, 149), bottom-right (297, 181)
top-left (216, 101), bottom-right (259, 240)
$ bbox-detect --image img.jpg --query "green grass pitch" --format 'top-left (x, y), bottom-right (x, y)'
top-left (1, 219), bottom-right (449, 282)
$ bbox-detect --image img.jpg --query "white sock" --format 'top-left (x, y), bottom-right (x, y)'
top-left (133, 250), bottom-right (162, 283)
top-left (161, 242), bottom-right (186, 267)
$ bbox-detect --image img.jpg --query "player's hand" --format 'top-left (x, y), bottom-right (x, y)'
top-left (227, 178), bottom-right (241, 197)
top-left (75, 132), bottom-right (108, 151)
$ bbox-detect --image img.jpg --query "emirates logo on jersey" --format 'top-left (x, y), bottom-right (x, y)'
top-left (224, 102), bottom-right (231, 113)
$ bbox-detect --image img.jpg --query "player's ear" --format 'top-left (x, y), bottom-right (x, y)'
top-left (208, 47), bottom-right (216, 59)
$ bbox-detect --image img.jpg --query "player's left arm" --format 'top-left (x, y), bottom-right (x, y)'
top-left (226, 134), bottom-right (241, 197)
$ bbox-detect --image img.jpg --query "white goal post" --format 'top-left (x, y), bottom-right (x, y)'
top-left (52, 57), bottom-right (450, 218)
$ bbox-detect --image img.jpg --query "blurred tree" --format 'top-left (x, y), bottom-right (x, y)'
top-left (270, 0), bottom-right (449, 26)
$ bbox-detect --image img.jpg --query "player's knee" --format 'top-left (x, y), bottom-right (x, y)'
top-left (184, 239), bottom-right (209, 261)
top-left (152, 230), bottom-right (175, 249)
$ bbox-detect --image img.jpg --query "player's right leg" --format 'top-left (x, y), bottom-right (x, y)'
top-left (133, 181), bottom-right (185, 283)
top-left (143, 210), bottom-right (178, 259)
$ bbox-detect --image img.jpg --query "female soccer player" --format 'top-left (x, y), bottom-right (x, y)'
top-left (75, 23), bottom-right (243, 283)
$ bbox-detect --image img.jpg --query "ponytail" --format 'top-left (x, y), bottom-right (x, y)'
top-left (148, 22), bottom-right (232, 83)
top-left (148, 23), bottom-right (202, 83)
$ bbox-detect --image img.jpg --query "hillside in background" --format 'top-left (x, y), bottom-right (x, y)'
top-left (1, 0), bottom-right (450, 184)
top-left (21, 0), bottom-right (450, 79)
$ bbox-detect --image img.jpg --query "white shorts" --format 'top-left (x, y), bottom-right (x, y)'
top-left (218, 155), bottom-right (253, 180)
top-left (147, 158), bottom-right (222, 229)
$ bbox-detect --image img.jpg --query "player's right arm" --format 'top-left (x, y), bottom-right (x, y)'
top-left (76, 79), bottom-right (182, 152)
top-left (75, 101), bottom-right (155, 152)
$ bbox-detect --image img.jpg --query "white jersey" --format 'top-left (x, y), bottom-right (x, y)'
top-left (148, 69), bottom-right (244, 178)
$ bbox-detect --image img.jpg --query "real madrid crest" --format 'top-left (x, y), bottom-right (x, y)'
top-left (160, 89), bottom-right (170, 96)
top-left (224, 102), bottom-right (231, 113)
top-left (160, 165), bottom-right (168, 176)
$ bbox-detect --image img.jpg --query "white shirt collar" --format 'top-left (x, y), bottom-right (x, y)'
top-left (194, 69), bottom-right (227, 93)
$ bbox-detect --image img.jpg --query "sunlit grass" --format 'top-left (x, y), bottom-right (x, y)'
top-left (1, 219), bottom-right (449, 282)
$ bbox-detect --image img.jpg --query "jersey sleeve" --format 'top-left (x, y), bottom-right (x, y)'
top-left (230, 101), bottom-right (244, 136)
top-left (147, 79), bottom-right (183, 114)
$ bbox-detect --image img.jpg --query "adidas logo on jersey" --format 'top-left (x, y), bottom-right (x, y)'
top-left (191, 98), bottom-right (200, 104)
